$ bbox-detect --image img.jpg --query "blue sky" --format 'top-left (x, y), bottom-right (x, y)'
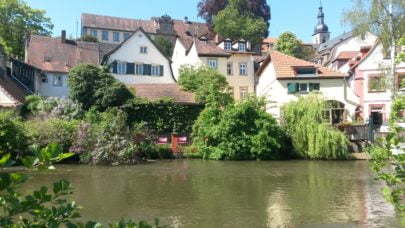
top-left (25, 0), bottom-right (354, 43)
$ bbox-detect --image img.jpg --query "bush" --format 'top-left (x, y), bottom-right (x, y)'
top-left (192, 97), bottom-right (292, 160)
top-left (68, 64), bottom-right (134, 111)
top-left (144, 144), bottom-right (173, 160)
top-left (25, 118), bottom-right (79, 153)
top-left (281, 94), bottom-right (349, 159)
top-left (0, 111), bottom-right (28, 159)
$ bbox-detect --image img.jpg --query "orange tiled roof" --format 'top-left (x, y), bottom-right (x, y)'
top-left (129, 84), bottom-right (196, 104)
top-left (335, 51), bottom-right (360, 60)
top-left (257, 50), bottom-right (347, 79)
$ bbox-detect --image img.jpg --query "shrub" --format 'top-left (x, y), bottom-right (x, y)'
top-left (144, 144), bottom-right (173, 160)
top-left (281, 94), bottom-right (349, 159)
top-left (25, 118), bottom-right (79, 153)
top-left (192, 97), bottom-right (291, 160)
top-left (0, 111), bottom-right (28, 159)
top-left (68, 64), bottom-right (134, 111)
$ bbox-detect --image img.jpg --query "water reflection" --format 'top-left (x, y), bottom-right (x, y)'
top-left (22, 160), bottom-right (401, 227)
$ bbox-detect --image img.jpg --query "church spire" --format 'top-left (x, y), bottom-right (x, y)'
top-left (313, 1), bottom-right (330, 45)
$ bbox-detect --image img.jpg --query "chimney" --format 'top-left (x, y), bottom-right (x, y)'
top-left (61, 30), bottom-right (66, 43)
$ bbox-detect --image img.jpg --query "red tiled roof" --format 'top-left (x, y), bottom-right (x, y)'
top-left (129, 84), bottom-right (196, 103)
top-left (257, 50), bottom-right (347, 79)
top-left (263, 37), bottom-right (278, 44)
top-left (194, 39), bottom-right (230, 57)
top-left (334, 51), bottom-right (360, 60)
top-left (82, 13), bottom-right (157, 33)
top-left (0, 75), bottom-right (29, 105)
top-left (173, 20), bottom-right (214, 50)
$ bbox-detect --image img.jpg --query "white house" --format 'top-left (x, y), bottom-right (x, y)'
top-left (256, 50), bottom-right (359, 123)
top-left (103, 28), bottom-right (176, 84)
top-left (350, 42), bottom-right (405, 126)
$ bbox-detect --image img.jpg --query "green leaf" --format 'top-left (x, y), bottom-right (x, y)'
top-left (0, 153), bottom-right (10, 166)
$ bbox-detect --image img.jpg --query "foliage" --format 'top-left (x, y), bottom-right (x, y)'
top-left (281, 94), bottom-right (349, 159)
top-left (397, 37), bottom-right (405, 64)
top-left (154, 36), bottom-right (173, 57)
top-left (0, 143), bottom-right (165, 227)
top-left (0, 0), bottom-right (53, 58)
top-left (275, 32), bottom-right (314, 60)
top-left (68, 64), bottom-right (134, 111)
top-left (25, 118), bottom-right (79, 153)
top-left (79, 35), bottom-right (98, 43)
top-left (144, 144), bottom-right (174, 160)
top-left (22, 95), bottom-right (83, 120)
top-left (212, 0), bottom-right (267, 45)
top-left (197, 0), bottom-right (271, 36)
top-left (0, 111), bottom-right (28, 159)
top-left (343, 0), bottom-right (404, 52)
top-left (367, 95), bottom-right (404, 221)
top-left (178, 66), bottom-right (233, 106)
top-left (192, 96), bottom-right (292, 160)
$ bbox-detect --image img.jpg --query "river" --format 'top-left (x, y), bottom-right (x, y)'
top-left (23, 160), bottom-right (402, 227)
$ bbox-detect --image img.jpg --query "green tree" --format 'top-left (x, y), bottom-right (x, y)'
top-left (212, 0), bottom-right (267, 45)
top-left (178, 65), bottom-right (233, 106)
top-left (79, 35), bottom-right (98, 43)
top-left (0, 0), bottom-right (53, 58)
top-left (275, 32), bottom-right (315, 60)
top-left (281, 94), bottom-right (349, 160)
top-left (0, 111), bottom-right (28, 159)
top-left (192, 96), bottom-right (291, 160)
top-left (343, 0), bottom-right (405, 96)
top-left (154, 36), bottom-right (173, 57)
top-left (68, 64), bottom-right (134, 111)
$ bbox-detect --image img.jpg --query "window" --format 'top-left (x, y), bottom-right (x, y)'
top-left (90, 29), bottom-right (97, 38)
top-left (41, 74), bottom-right (48, 83)
top-left (296, 67), bottom-right (317, 76)
top-left (299, 83), bottom-right (308, 92)
top-left (239, 63), bottom-right (248, 76)
top-left (238, 42), bottom-right (246, 52)
top-left (140, 46), bottom-right (148, 54)
top-left (124, 32), bottom-right (131, 40)
top-left (207, 58), bottom-right (218, 69)
top-left (368, 75), bottom-right (386, 92)
top-left (224, 41), bottom-right (232, 51)
top-left (309, 83), bottom-right (320, 91)
top-left (102, 31), bottom-right (109, 41)
top-left (135, 63), bottom-right (144, 75)
top-left (113, 32), bottom-right (120, 42)
top-left (239, 87), bottom-right (248, 99)
top-left (227, 62), bottom-right (233, 75)
top-left (151, 65), bottom-right (163, 76)
top-left (53, 75), bottom-right (63, 87)
top-left (117, 61), bottom-right (127, 74)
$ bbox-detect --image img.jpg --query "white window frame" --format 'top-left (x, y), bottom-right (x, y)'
top-left (124, 32), bottom-right (131, 40)
top-left (151, 65), bottom-right (160, 76)
top-left (238, 42), bottom-right (246, 52)
top-left (117, 61), bottom-right (127, 75)
top-left (239, 86), bottom-right (248, 99)
top-left (224, 41), bottom-right (232, 51)
top-left (52, 75), bottom-right (63, 87)
top-left (239, 63), bottom-right (248, 76)
top-left (140, 46), bottom-right (148, 54)
top-left (207, 58), bottom-right (218, 69)
top-left (135, 63), bottom-right (144, 75)
top-left (113, 32), bottom-right (120, 42)
top-left (102, 31), bottom-right (109, 41)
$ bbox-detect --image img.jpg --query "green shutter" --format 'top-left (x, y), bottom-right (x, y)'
top-left (143, 64), bottom-right (152, 75)
top-left (309, 83), bottom-right (320, 91)
top-left (287, 83), bottom-right (297, 94)
top-left (126, 63), bottom-right (135, 74)
top-left (159, 65), bottom-right (164, 76)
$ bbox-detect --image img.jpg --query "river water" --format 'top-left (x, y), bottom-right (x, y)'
top-left (24, 160), bottom-right (402, 227)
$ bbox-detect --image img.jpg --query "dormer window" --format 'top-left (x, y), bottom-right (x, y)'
top-left (224, 40), bottom-right (232, 51)
top-left (238, 41), bottom-right (246, 52)
top-left (199, 36), bottom-right (208, 44)
top-left (295, 67), bottom-right (317, 76)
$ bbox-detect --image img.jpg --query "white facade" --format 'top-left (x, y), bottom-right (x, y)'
top-left (0, 87), bottom-right (17, 107)
top-left (36, 73), bottom-right (70, 98)
top-left (256, 62), bottom-right (359, 120)
top-left (107, 29), bottom-right (175, 84)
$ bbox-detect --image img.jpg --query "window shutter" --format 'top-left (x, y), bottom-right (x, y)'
top-left (126, 63), bottom-right (135, 74)
top-left (287, 83), bottom-right (295, 94)
top-left (159, 65), bottom-right (164, 76)
top-left (143, 64), bottom-right (152, 75)
top-left (112, 61), bottom-right (117, 74)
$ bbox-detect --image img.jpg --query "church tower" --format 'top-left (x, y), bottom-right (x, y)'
top-left (313, 3), bottom-right (330, 45)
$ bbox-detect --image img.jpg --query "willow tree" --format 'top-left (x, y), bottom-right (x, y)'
top-left (281, 94), bottom-right (349, 160)
top-left (343, 0), bottom-right (405, 96)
